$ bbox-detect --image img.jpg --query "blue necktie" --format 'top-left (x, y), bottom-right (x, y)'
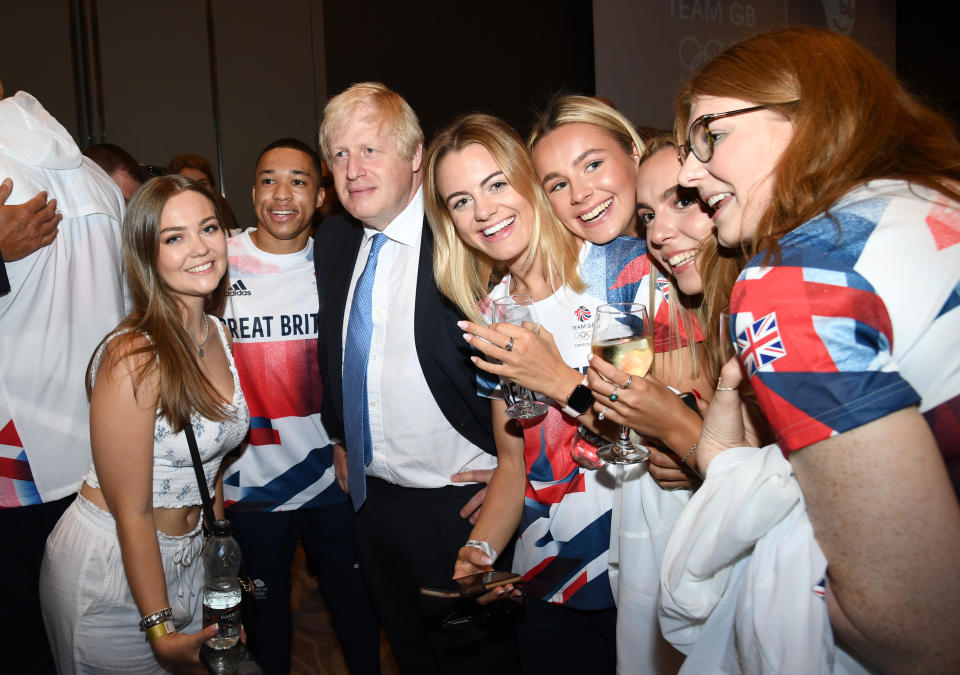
top-left (342, 233), bottom-right (387, 510)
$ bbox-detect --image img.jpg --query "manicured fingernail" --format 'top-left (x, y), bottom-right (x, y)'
top-left (457, 321), bottom-right (467, 329)
top-left (587, 354), bottom-right (595, 362)
top-left (470, 356), bottom-right (478, 364)
top-left (692, 389), bottom-right (702, 399)
top-left (462, 333), bottom-right (472, 342)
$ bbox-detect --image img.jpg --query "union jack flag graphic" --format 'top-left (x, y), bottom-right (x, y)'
top-left (574, 306), bottom-right (592, 321)
top-left (738, 312), bottom-right (787, 378)
top-left (655, 275), bottom-right (671, 300)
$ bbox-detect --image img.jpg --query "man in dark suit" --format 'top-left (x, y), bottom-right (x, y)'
top-left (313, 82), bottom-right (519, 674)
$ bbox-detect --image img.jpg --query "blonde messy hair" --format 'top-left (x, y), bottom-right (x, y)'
top-left (528, 94), bottom-right (645, 160)
top-left (319, 82), bottom-right (423, 163)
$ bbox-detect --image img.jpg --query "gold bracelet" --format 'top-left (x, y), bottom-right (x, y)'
top-left (145, 620), bottom-right (176, 642)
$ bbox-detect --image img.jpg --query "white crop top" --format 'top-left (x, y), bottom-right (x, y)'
top-left (82, 317), bottom-right (250, 508)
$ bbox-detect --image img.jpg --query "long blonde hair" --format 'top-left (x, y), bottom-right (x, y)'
top-left (424, 113), bottom-right (583, 323)
top-left (87, 175), bottom-right (231, 432)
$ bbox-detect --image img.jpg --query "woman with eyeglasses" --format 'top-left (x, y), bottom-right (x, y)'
top-left (676, 26), bottom-right (960, 672)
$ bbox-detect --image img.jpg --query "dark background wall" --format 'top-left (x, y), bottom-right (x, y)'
top-left (0, 0), bottom-right (328, 225)
top-left (896, 2), bottom-right (958, 125)
top-left (322, 0), bottom-right (595, 141)
top-left (0, 1), bottom-right (955, 226)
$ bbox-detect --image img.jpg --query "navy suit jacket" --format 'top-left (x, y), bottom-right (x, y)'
top-left (313, 211), bottom-right (497, 457)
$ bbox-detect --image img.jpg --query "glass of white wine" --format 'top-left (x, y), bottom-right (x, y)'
top-left (591, 303), bottom-right (654, 464)
top-left (492, 294), bottom-right (549, 420)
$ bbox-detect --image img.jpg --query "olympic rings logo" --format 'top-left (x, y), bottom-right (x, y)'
top-left (678, 36), bottom-right (726, 72)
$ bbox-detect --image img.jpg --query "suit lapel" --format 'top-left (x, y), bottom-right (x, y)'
top-left (413, 218), bottom-right (437, 372)
top-left (321, 219), bottom-right (364, 421)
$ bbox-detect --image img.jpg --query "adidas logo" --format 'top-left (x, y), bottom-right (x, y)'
top-left (226, 279), bottom-right (252, 296)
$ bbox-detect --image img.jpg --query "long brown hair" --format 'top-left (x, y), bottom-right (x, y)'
top-left (634, 132), bottom-right (707, 379)
top-left (675, 26), bottom-right (960, 362)
top-left (87, 175), bottom-right (231, 431)
top-left (424, 113), bottom-right (583, 324)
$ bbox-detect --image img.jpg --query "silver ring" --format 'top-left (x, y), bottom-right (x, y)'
top-left (504, 337), bottom-right (515, 352)
top-left (623, 375), bottom-right (633, 388)
top-left (716, 386), bottom-right (737, 392)
top-left (598, 407), bottom-right (607, 421)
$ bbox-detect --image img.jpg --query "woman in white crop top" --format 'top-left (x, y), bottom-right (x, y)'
top-left (39, 175), bottom-right (249, 674)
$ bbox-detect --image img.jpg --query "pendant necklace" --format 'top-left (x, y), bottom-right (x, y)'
top-left (190, 317), bottom-right (210, 358)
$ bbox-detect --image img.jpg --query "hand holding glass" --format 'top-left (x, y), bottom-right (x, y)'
top-left (591, 303), bottom-right (654, 464)
top-left (492, 295), bottom-right (549, 420)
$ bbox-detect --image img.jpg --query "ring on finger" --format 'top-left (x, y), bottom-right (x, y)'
top-left (609, 385), bottom-right (620, 402)
top-left (622, 375), bottom-right (633, 388)
top-left (598, 407), bottom-right (607, 421)
top-left (504, 337), bottom-right (515, 352)
top-left (716, 376), bottom-right (737, 392)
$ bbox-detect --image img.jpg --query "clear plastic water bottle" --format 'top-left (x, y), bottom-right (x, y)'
top-left (202, 519), bottom-right (242, 650)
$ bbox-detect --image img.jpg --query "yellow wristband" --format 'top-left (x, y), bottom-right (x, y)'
top-left (145, 619), bottom-right (176, 642)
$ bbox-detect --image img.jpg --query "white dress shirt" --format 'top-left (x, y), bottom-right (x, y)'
top-left (342, 187), bottom-right (497, 487)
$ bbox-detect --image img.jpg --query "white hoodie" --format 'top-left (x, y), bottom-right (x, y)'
top-left (0, 91), bottom-right (126, 506)
top-left (658, 444), bottom-right (871, 675)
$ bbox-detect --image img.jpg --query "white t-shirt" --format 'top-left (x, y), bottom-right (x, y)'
top-left (221, 231), bottom-right (346, 511)
top-left (479, 273), bottom-right (625, 609)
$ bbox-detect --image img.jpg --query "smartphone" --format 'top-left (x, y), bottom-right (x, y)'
top-left (420, 570), bottom-right (523, 598)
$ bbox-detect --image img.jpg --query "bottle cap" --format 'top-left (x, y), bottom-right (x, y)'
top-left (213, 518), bottom-right (231, 536)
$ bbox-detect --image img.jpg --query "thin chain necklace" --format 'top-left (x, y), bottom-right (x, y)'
top-left (189, 316), bottom-right (210, 358)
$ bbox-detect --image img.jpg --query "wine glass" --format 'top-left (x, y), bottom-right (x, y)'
top-left (591, 303), bottom-right (654, 464)
top-left (492, 295), bottom-right (549, 420)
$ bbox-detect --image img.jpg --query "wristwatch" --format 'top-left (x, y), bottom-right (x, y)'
top-left (562, 378), bottom-right (595, 417)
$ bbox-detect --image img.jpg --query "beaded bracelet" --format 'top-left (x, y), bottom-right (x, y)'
top-left (139, 607), bottom-right (173, 632)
